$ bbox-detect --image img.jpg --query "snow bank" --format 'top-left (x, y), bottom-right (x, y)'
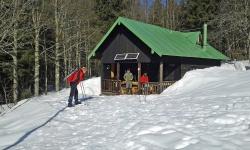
top-left (233, 61), bottom-right (246, 71)
top-left (78, 77), bottom-right (101, 96)
top-left (0, 104), bottom-right (12, 114)
top-left (162, 62), bottom-right (250, 97)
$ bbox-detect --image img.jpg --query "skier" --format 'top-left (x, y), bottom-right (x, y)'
top-left (66, 67), bottom-right (87, 107)
top-left (123, 69), bottom-right (133, 94)
top-left (140, 73), bottom-right (149, 95)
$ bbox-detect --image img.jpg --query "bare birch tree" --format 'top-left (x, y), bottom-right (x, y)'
top-left (213, 0), bottom-right (250, 60)
top-left (32, 0), bottom-right (45, 96)
top-left (54, 0), bottom-right (61, 91)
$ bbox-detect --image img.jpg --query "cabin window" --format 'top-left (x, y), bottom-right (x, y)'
top-left (114, 54), bottom-right (126, 60)
top-left (114, 53), bottom-right (139, 60)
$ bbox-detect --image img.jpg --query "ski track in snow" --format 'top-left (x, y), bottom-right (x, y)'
top-left (1, 64), bottom-right (250, 150)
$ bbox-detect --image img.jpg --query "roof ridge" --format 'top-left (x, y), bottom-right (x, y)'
top-left (118, 17), bottom-right (173, 32)
top-left (118, 16), bottom-right (201, 47)
top-left (118, 16), bottom-right (200, 35)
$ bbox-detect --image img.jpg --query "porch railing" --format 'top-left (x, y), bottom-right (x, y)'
top-left (102, 79), bottom-right (121, 94)
top-left (160, 81), bottom-right (176, 91)
top-left (147, 82), bottom-right (160, 94)
top-left (147, 81), bottom-right (175, 94)
top-left (101, 79), bottom-right (175, 95)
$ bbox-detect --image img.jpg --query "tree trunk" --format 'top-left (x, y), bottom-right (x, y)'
top-left (85, 37), bottom-right (89, 75)
top-left (76, 20), bottom-right (81, 68)
top-left (45, 48), bottom-right (48, 95)
top-left (63, 31), bottom-right (67, 79)
top-left (86, 20), bottom-right (90, 75)
top-left (68, 40), bottom-right (72, 74)
top-left (13, 27), bottom-right (18, 104)
top-left (34, 27), bottom-right (40, 96)
top-left (32, 1), bottom-right (43, 96)
top-left (248, 33), bottom-right (250, 63)
top-left (44, 34), bottom-right (48, 95)
top-left (76, 29), bottom-right (80, 67)
top-left (84, 22), bottom-right (87, 69)
top-left (55, 0), bottom-right (60, 91)
top-left (144, 0), bottom-right (148, 23)
top-left (245, 0), bottom-right (250, 63)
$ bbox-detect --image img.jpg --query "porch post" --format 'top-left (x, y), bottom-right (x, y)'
top-left (116, 62), bottom-right (120, 94)
top-left (159, 61), bottom-right (163, 93)
top-left (111, 63), bottom-right (115, 79)
top-left (138, 62), bottom-right (141, 94)
top-left (116, 62), bottom-right (120, 80)
top-left (101, 63), bottom-right (104, 94)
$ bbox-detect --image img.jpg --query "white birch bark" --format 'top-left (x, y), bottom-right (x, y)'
top-left (55, 0), bottom-right (60, 91)
top-left (13, 26), bottom-right (18, 104)
top-left (32, 8), bottom-right (42, 96)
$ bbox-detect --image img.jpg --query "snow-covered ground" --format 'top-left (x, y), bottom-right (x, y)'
top-left (0, 104), bottom-right (13, 115)
top-left (0, 62), bottom-right (250, 150)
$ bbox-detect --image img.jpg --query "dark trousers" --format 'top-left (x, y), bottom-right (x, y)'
top-left (68, 82), bottom-right (78, 104)
top-left (141, 83), bottom-right (149, 95)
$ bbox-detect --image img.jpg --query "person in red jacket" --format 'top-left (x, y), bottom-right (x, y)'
top-left (66, 67), bottom-right (87, 107)
top-left (140, 73), bottom-right (150, 95)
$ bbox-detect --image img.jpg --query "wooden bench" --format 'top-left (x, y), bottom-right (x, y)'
top-left (121, 81), bottom-right (139, 94)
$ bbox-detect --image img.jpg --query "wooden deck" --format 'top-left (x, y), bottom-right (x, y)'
top-left (101, 79), bottom-right (175, 95)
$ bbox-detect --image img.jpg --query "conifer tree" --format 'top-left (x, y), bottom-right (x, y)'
top-left (182, 0), bottom-right (219, 29)
top-left (94, 0), bottom-right (126, 33)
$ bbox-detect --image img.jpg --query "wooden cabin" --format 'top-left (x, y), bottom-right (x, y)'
top-left (88, 17), bottom-right (228, 95)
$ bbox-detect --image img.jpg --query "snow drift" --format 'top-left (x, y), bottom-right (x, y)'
top-left (162, 62), bottom-right (250, 97)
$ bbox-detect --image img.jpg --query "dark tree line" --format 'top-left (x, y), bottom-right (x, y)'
top-left (0, 0), bottom-right (249, 107)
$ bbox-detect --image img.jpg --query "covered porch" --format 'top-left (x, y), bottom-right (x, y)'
top-left (101, 62), bottom-right (176, 95)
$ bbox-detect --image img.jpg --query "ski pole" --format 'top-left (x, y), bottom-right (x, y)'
top-left (80, 82), bottom-right (85, 100)
top-left (83, 83), bottom-right (86, 98)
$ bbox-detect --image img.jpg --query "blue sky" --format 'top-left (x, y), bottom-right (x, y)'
top-left (141, 0), bottom-right (182, 6)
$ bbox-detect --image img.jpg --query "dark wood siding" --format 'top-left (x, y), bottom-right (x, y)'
top-left (161, 56), bottom-right (221, 80)
top-left (100, 25), bottom-right (159, 63)
top-left (180, 57), bottom-right (220, 77)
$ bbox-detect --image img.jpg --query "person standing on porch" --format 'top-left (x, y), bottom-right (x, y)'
top-left (66, 67), bottom-right (87, 107)
top-left (140, 73), bottom-right (150, 95)
top-left (123, 69), bottom-right (133, 94)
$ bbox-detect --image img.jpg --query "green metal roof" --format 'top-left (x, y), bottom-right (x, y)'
top-left (88, 17), bottom-right (228, 60)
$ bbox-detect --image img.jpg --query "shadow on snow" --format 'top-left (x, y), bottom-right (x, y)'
top-left (3, 106), bottom-right (67, 150)
top-left (4, 95), bottom-right (98, 149)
